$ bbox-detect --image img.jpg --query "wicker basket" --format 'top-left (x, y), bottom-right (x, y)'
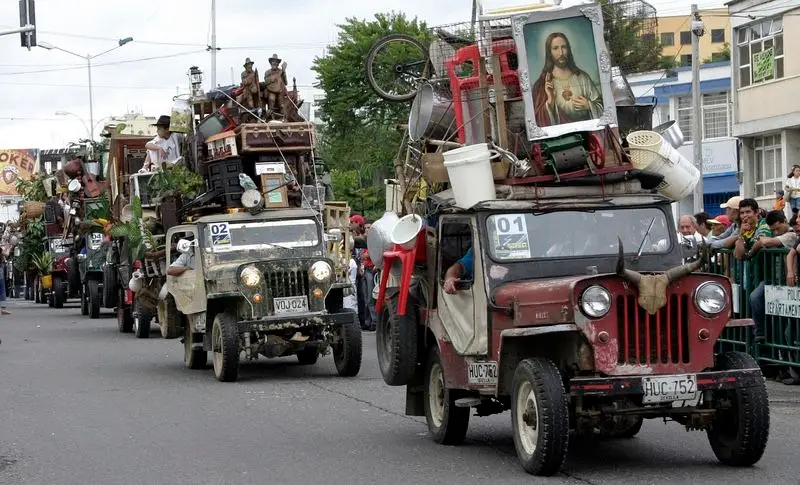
top-left (625, 130), bottom-right (664, 170)
top-left (23, 201), bottom-right (45, 218)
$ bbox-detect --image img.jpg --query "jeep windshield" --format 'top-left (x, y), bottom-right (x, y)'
top-left (485, 207), bottom-right (672, 261)
top-left (201, 218), bottom-right (323, 264)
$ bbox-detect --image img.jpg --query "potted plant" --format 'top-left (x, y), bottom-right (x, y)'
top-left (32, 252), bottom-right (54, 289)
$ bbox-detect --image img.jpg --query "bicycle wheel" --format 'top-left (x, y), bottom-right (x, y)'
top-left (365, 34), bottom-right (431, 103)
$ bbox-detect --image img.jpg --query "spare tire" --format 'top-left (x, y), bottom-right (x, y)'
top-left (377, 293), bottom-right (418, 386)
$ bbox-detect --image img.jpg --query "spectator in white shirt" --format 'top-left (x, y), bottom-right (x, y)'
top-left (678, 215), bottom-right (706, 243)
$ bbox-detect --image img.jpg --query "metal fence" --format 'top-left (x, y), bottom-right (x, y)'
top-left (709, 248), bottom-right (800, 369)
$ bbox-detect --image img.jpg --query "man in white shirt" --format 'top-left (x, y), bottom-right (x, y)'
top-left (678, 214), bottom-right (706, 244)
top-left (143, 115), bottom-right (182, 171)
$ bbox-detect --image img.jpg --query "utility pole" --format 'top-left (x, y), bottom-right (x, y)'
top-left (691, 4), bottom-right (705, 214)
top-left (210, 0), bottom-right (217, 90)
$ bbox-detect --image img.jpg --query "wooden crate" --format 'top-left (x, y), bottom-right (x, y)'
top-left (237, 122), bottom-right (315, 153)
top-left (260, 174), bottom-right (289, 208)
top-left (323, 202), bottom-right (351, 283)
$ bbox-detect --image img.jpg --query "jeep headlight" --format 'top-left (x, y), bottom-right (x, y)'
top-left (310, 261), bottom-right (332, 282)
top-left (240, 266), bottom-right (262, 288)
top-left (580, 285), bottom-right (612, 318)
top-left (695, 281), bottom-right (726, 315)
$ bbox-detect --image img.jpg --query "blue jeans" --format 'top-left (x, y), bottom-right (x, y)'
top-left (750, 281), bottom-right (765, 337)
top-left (791, 198), bottom-right (800, 212)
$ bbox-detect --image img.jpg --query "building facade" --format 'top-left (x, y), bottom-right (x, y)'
top-left (658, 8), bottom-right (732, 67)
top-left (729, 0), bottom-right (800, 210)
top-left (629, 61), bottom-right (739, 217)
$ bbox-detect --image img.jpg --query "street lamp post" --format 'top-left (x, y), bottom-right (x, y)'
top-left (39, 36), bottom-right (133, 140)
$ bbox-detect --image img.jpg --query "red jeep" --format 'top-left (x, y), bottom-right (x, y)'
top-left (374, 192), bottom-right (769, 476)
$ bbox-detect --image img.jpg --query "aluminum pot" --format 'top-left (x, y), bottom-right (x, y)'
top-left (652, 120), bottom-right (684, 149)
top-left (408, 83), bottom-right (456, 142)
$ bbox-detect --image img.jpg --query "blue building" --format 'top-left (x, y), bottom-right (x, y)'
top-left (628, 61), bottom-right (739, 217)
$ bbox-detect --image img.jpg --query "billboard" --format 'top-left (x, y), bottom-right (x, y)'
top-left (0, 149), bottom-right (38, 196)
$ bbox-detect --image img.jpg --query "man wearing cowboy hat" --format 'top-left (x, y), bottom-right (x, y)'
top-left (264, 53), bottom-right (288, 114)
top-left (143, 115), bottom-right (183, 171)
top-left (237, 57), bottom-right (261, 113)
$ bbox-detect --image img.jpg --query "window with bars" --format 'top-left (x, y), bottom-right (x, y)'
top-left (753, 135), bottom-right (783, 198)
top-left (711, 29), bottom-right (725, 43)
top-left (680, 54), bottom-right (692, 67)
top-left (680, 31), bottom-right (692, 45)
top-left (660, 32), bottom-right (675, 46)
top-left (736, 16), bottom-right (783, 87)
top-left (675, 92), bottom-right (732, 142)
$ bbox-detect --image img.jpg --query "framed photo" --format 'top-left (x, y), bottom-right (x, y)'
top-left (511, 4), bottom-right (617, 141)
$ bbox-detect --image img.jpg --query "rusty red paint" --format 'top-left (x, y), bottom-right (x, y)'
top-left (493, 276), bottom-right (586, 327)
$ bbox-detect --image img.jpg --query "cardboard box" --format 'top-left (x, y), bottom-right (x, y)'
top-left (260, 174), bottom-right (288, 208)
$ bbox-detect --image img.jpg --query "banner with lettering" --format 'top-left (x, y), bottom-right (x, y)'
top-left (765, 285), bottom-right (800, 318)
top-left (0, 149), bottom-right (38, 196)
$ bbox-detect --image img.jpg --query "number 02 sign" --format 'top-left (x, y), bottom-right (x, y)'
top-left (210, 222), bottom-right (231, 247)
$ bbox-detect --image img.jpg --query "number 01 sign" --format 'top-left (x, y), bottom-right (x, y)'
top-left (493, 214), bottom-right (531, 259)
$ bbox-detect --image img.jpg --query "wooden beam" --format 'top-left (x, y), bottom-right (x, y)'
top-left (477, 55), bottom-right (492, 144)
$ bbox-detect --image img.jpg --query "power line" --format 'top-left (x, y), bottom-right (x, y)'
top-left (0, 49), bottom-right (207, 76)
top-left (0, 81), bottom-right (179, 91)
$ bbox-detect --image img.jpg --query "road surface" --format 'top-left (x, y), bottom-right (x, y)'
top-left (1, 300), bottom-right (799, 485)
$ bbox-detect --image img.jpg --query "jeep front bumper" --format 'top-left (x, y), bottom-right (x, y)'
top-left (569, 368), bottom-right (764, 398)
top-left (236, 310), bottom-right (356, 334)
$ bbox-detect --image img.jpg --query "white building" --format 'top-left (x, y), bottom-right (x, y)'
top-left (728, 0), bottom-right (800, 209)
top-left (628, 61), bottom-right (739, 217)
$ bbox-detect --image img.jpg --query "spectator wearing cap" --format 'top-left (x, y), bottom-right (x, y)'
top-left (709, 195), bottom-right (742, 249)
top-left (707, 215), bottom-right (731, 237)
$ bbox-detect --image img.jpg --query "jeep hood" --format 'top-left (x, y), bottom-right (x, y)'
top-left (492, 276), bottom-right (589, 325)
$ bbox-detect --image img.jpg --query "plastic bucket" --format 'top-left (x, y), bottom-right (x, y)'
top-left (442, 143), bottom-right (499, 163)
top-left (390, 214), bottom-right (424, 250)
top-left (366, 211), bottom-right (400, 269)
top-left (443, 146), bottom-right (496, 208)
top-left (41, 275), bottom-right (52, 289)
top-left (627, 130), bottom-right (700, 200)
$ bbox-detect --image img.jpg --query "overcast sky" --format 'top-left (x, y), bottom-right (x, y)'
top-left (0, 0), bottom-right (725, 149)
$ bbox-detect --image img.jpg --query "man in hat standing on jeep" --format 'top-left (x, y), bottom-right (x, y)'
top-left (237, 57), bottom-right (261, 114)
top-left (264, 53), bottom-right (288, 115)
top-left (143, 115), bottom-right (182, 171)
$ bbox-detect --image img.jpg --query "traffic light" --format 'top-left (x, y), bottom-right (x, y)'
top-left (19, 0), bottom-right (37, 49)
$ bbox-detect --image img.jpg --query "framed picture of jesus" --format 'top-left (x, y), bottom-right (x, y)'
top-left (511, 4), bottom-right (617, 141)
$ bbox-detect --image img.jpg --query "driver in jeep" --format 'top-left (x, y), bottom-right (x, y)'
top-left (167, 240), bottom-right (195, 277)
top-left (443, 247), bottom-right (473, 294)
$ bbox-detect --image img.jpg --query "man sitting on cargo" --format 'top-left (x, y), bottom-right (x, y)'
top-left (443, 248), bottom-right (473, 295)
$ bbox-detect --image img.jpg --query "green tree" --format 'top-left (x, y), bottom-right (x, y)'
top-left (599, 0), bottom-right (663, 75)
top-left (312, 12), bottom-right (428, 216)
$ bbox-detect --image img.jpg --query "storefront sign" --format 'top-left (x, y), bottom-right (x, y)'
top-left (764, 285), bottom-right (800, 318)
top-left (0, 149), bottom-right (37, 196)
top-left (677, 138), bottom-right (737, 176)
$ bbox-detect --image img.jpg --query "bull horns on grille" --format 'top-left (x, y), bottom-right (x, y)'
top-left (616, 236), bottom-right (706, 285)
top-left (616, 237), bottom-right (642, 286)
top-left (664, 240), bottom-right (706, 282)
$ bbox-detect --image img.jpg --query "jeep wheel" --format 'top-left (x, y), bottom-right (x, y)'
top-left (212, 311), bottom-right (240, 382)
top-left (707, 351), bottom-right (769, 467)
top-left (184, 325), bottom-right (207, 370)
top-left (511, 358), bottom-right (569, 476)
top-left (333, 309), bottom-right (362, 377)
top-left (158, 295), bottom-right (182, 339)
top-left (52, 275), bottom-right (65, 309)
top-left (377, 295), bottom-right (417, 386)
top-left (133, 299), bottom-right (152, 339)
top-left (80, 285), bottom-right (89, 316)
top-left (296, 347), bottom-right (319, 365)
top-left (424, 346), bottom-right (469, 445)
top-left (88, 280), bottom-right (101, 319)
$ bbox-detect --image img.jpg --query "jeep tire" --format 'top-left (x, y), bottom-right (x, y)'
top-left (333, 309), bottom-right (362, 377)
top-left (134, 298), bottom-right (152, 339)
top-left (377, 294), bottom-right (417, 386)
top-left (184, 325), bottom-right (207, 370)
top-left (88, 280), bottom-right (101, 319)
top-left (511, 357), bottom-right (569, 476)
top-left (707, 351), bottom-right (769, 467)
top-left (424, 346), bottom-right (469, 445)
top-left (212, 311), bottom-right (240, 382)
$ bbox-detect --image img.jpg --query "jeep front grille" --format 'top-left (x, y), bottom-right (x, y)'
top-left (616, 294), bottom-right (691, 365)
top-left (265, 268), bottom-right (310, 300)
